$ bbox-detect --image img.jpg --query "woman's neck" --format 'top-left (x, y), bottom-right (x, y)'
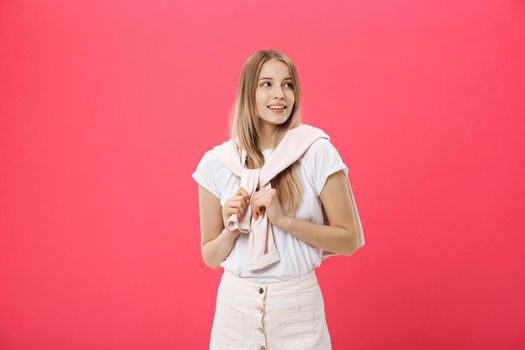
top-left (257, 123), bottom-right (281, 150)
top-left (256, 121), bottom-right (301, 150)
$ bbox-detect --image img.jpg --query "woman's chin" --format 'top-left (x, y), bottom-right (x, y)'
top-left (260, 114), bottom-right (290, 126)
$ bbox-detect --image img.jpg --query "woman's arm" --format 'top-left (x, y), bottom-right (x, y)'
top-left (197, 184), bottom-right (239, 269)
top-left (276, 170), bottom-right (359, 256)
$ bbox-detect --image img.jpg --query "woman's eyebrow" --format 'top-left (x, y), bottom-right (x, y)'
top-left (258, 77), bottom-right (292, 81)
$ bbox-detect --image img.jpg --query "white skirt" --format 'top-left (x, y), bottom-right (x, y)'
top-left (209, 268), bottom-right (332, 350)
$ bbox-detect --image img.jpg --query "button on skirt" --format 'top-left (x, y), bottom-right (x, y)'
top-left (209, 269), bottom-right (332, 350)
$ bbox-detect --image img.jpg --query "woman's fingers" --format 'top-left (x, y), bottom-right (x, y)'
top-left (234, 199), bottom-right (248, 217)
top-left (253, 209), bottom-right (264, 220)
top-left (228, 197), bottom-right (248, 211)
top-left (224, 189), bottom-right (258, 221)
top-left (231, 195), bottom-right (249, 210)
top-left (235, 193), bottom-right (251, 215)
top-left (251, 201), bottom-right (265, 220)
top-left (222, 190), bottom-right (252, 228)
top-left (237, 187), bottom-right (251, 204)
top-left (223, 207), bottom-right (235, 219)
top-left (224, 200), bottom-right (247, 220)
top-left (251, 192), bottom-right (269, 220)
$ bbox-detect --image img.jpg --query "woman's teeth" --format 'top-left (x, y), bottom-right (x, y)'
top-left (268, 106), bottom-right (286, 113)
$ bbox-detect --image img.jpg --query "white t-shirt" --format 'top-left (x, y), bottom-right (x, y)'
top-left (192, 138), bottom-right (354, 283)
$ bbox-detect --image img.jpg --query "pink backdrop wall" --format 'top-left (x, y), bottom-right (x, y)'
top-left (1, 0), bottom-right (524, 349)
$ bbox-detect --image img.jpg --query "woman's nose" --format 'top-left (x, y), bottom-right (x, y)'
top-left (273, 87), bottom-right (284, 99)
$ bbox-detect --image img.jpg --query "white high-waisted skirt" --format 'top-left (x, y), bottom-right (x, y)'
top-left (209, 268), bottom-right (332, 350)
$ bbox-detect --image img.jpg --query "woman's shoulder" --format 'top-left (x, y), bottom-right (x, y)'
top-left (300, 137), bottom-right (341, 165)
top-left (192, 146), bottom-right (232, 200)
top-left (301, 137), bottom-right (349, 195)
top-left (196, 149), bottom-right (223, 170)
top-left (309, 137), bottom-right (338, 152)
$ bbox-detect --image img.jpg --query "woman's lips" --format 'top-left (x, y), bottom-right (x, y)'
top-left (268, 107), bottom-right (286, 114)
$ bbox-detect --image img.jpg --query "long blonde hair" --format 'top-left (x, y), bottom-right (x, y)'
top-left (229, 49), bottom-right (303, 216)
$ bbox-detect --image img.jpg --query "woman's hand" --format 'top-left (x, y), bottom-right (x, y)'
top-left (251, 188), bottom-right (289, 228)
top-left (222, 187), bottom-right (251, 232)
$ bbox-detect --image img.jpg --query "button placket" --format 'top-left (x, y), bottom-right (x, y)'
top-left (258, 286), bottom-right (265, 316)
top-left (256, 285), bottom-right (267, 347)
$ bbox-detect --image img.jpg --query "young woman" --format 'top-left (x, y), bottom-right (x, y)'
top-left (192, 49), bottom-right (365, 350)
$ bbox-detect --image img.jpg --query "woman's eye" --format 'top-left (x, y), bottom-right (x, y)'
top-left (261, 82), bottom-right (294, 88)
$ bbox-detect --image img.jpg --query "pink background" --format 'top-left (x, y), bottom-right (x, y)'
top-left (1, 0), bottom-right (524, 349)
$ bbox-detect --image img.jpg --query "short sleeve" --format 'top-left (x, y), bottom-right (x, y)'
top-left (191, 151), bottom-right (222, 199)
top-left (309, 138), bottom-right (349, 196)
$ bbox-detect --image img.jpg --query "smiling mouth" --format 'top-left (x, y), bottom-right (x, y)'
top-left (267, 105), bottom-right (287, 109)
top-left (268, 106), bottom-right (287, 113)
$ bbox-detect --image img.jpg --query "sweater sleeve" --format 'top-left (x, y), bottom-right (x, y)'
top-left (191, 151), bottom-right (222, 199)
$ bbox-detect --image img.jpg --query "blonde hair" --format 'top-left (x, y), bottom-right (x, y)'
top-left (229, 49), bottom-right (303, 216)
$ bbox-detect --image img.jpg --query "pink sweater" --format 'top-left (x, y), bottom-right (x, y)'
top-left (210, 123), bottom-right (364, 271)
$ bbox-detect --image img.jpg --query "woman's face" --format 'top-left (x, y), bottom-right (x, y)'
top-left (255, 58), bottom-right (295, 128)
